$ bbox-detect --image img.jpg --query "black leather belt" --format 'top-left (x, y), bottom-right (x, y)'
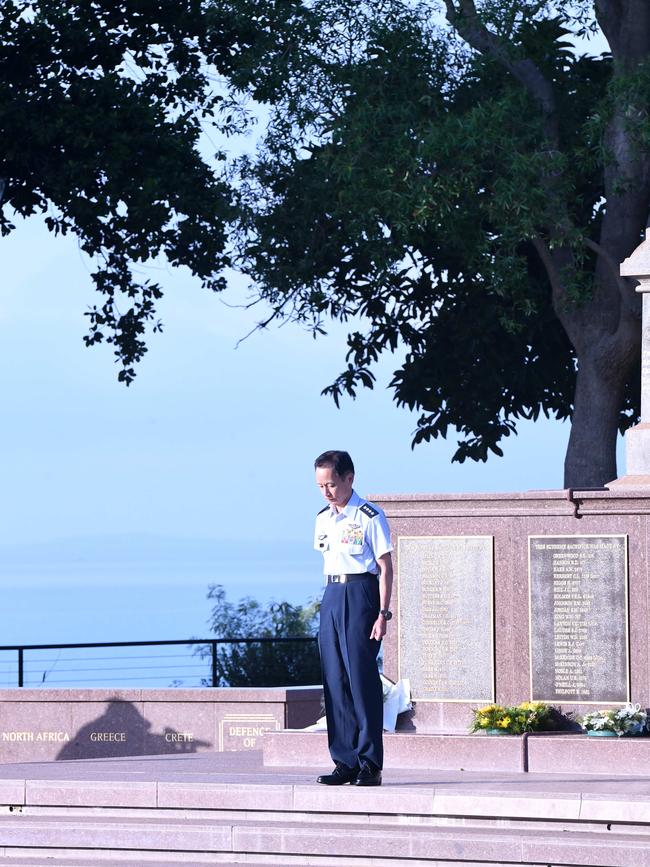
top-left (327, 572), bottom-right (377, 584)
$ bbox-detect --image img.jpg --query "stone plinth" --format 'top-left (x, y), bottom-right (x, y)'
top-left (0, 686), bottom-right (321, 762)
top-left (611, 422), bottom-right (650, 487)
top-left (370, 488), bottom-right (650, 733)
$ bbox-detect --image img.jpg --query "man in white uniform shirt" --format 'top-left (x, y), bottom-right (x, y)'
top-left (313, 450), bottom-right (393, 787)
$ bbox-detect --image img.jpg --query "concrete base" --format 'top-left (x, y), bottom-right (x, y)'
top-left (608, 474), bottom-right (650, 488)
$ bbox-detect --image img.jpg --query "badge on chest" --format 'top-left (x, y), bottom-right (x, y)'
top-left (340, 523), bottom-right (364, 548)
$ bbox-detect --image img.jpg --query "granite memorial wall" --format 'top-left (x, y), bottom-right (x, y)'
top-left (0, 687), bottom-right (321, 762)
top-left (375, 488), bottom-right (644, 733)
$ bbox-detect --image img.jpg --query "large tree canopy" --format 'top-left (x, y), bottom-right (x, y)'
top-left (226, 0), bottom-right (650, 487)
top-left (0, 0), bottom-right (303, 381)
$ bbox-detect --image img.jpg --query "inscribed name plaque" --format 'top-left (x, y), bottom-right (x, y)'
top-left (398, 536), bottom-right (494, 702)
top-left (529, 535), bottom-right (629, 703)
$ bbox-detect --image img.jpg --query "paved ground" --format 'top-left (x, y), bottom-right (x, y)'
top-left (0, 750), bottom-right (649, 799)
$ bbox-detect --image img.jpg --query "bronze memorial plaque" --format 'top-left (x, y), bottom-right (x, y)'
top-left (398, 536), bottom-right (494, 702)
top-left (529, 535), bottom-right (629, 704)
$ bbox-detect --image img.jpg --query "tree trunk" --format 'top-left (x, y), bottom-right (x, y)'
top-left (563, 350), bottom-right (631, 488)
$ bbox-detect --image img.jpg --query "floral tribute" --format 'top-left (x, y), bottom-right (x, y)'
top-left (470, 701), bottom-right (554, 735)
top-left (580, 703), bottom-right (648, 736)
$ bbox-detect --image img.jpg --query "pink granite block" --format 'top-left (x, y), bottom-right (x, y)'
top-left (0, 780), bottom-right (24, 805)
top-left (139, 688), bottom-right (221, 703)
top-left (0, 701), bottom-right (73, 763)
top-left (234, 823), bottom-right (523, 861)
top-left (432, 790), bottom-right (581, 821)
top-left (264, 731), bottom-right (525, 772)
top-left (402, 702), bottom-right (474, 734)
top-left (0, 816), bottom-right (233, 852)
top-left (263, 731), bottom-right (329, 767)
top-left (158, 781), bottom-right (293, 811)
top-left (522, 832), bottom-right (650, 867)
top-left (26, 779), bottom-right (157, 808)
top-left (141, 686), bottom-right (315, 703)
top-left (384, 733), bottom-right (524, 772)
top-left (496, 517), bottom-right (530, 705)
top-left (0, 689), bottom-right (141, 703)
top-left (527, 734), bottom-right (650, 775)
top-left (293, 783), bottom-right (435, 816)
top-left (65, 698), bottom-right (146, 760)
top-left (373, 490), bottom-right (577, 518)
top-left (141, 701), bottom-right (215, 756)
top-left (580, 795), bottom-right (650, 823)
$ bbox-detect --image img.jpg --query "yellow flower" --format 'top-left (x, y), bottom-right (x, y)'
top-left (479, 718), bottom-right (490, 727)
top-left (497, 716), bottom-right (511, 729)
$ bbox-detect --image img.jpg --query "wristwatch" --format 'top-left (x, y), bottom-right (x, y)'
top-left (380, 609), bottom-right (393, 621)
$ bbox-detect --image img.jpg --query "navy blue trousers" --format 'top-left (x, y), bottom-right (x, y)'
top-left (318, 577), bottom-right (383, 770)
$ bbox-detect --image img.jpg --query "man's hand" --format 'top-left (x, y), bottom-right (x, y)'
top-left (370, 615), bottom-right (387, 641)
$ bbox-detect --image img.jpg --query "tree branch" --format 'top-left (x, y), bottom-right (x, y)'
top-left (444, 0), bottom-right (557, 135)
top-left (583, 237), bottom-right (634, 306)
top-left (531, 235), bottom-right (565, 300)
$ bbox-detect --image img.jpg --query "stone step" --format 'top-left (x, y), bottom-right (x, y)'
top-left (263, 729), bottom-right (650, 775)
top-left (4, 751), bottom-right (650, 865)
top-left (0, 856), bottom-right (234, 866)
top-left (0, 854), bottom-right (542, 867)
top-left (9, 777), bottom-right (650, 829)
top-left (1, 814), bottom-right (650, 866)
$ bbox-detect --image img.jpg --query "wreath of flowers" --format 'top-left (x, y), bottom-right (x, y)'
top-left (470, 701), bottom-right (553, 735)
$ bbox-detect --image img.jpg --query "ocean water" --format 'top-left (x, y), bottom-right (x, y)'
top-left (2, 549), bottom-right (320, 688)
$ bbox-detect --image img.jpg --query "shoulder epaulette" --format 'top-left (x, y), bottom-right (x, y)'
top-left (360, 502), bottom-right (379, 518)
top-left (317, 506), bottom-right (329, 515)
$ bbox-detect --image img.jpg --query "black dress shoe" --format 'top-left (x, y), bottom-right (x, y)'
top-left (353, 761), bottom-right (382, 786)
top-left (316, 762), bottom-right (359, 785)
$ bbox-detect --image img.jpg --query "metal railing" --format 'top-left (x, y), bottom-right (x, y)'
top-left (0, 638), bottom-right (318, 688)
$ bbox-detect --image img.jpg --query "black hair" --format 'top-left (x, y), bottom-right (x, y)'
top-left (314, 450), bottom-right (355, 477)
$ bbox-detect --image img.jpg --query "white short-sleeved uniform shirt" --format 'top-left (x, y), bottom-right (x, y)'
top-left (314, 490), bottom-right (393, 577)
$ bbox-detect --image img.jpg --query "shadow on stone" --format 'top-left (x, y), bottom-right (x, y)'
top-left (56, 698), bottom-right (211, 760)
